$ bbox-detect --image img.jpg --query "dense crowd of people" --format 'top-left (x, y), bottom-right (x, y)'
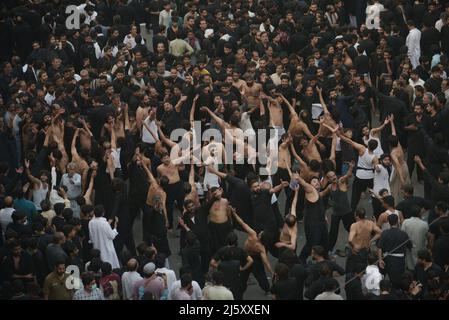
top-left (1, 0), bottom-right (449, 300)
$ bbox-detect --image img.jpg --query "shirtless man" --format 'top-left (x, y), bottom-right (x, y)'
top-left (24, 159), bottom-right (50, 212)
top-left (275, 185), bottom-right (299, 252)
top-left (232, 69), bottom-right (247, 92)
top-left (290, 143), bottom-right (314, 181)
top-left (298, 134), bottom-right (322, 163)
top-left (200, 106), bottom-right (244, 144)
top-left (347, 208), bottom-right (382, 273)
top-left (387, 115), bottom-right (410, 202)
top-left (157, 152), bottom-right (185, 229)
top-left (271, 133), bottom-right (292, 195)
top-left (71, 128), bottom-right (90, 189)
top-left (184, 163), bottom-right (200, 208)
top-left (261, 92), bottom-right (285, 141)
top-left (140, 155), bottom-right (168, 229)
top-left (244, 74), bottom-right (262, 107)
top-left (315, 87), bottom-right (337, 156)
top-left (231, 207), bottom-right (273, 294)
top-left (282, 94), bottom-right (313, 139)
top-left (206, 186), bottom-right (233, 254)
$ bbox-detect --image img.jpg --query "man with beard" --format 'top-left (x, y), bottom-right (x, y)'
top-left (43, 261), bottom-right (73, 300)
top-left (178, 200), bottom-right (210, 280)
top-left (248, 178), bottom-right (289, 257)
top-left (404, 104), bottom-right (430, 183)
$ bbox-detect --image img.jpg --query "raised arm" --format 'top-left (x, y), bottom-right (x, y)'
top-left (71, 128), bottom-right (80, 160)
top-left (190, 94), bottom-right (199, 123)
top-left (123, 103), bottom-right (130, 131)
top-left (270, 180), bottom-right (289, 194)
top-left (316, 86), bottom-right (330, 115)
top-left (297, 175), bottom-right (316, 195)
top-left (83, 169), bottom-right (97, 205)
top-left (389, 114), bottom-right (397, 137)
top-left (290, 144), bottom-right (307, 168)
top-left (206, 164), bottom-right (227, 180)
top-left (281, 94), bottom-right (298, 117)
top-left (80, 118), bottom-right (93, 137)
top-left (141, 158), bottom-right (157, 185)
top-left (231, 207), bottom-right (256, 236)
top-left (157, 123), bottom-right (177, 148)
top-left (371, 116), bottom-right (390, 137)
top-left (200, 106), bottom-right (227, 131)
top-left (337, 131), bottom-right (366, 156)
top-left (175, 95), bottom-right (188, 113)
top-left (24, 159), bottom-right (41, 186)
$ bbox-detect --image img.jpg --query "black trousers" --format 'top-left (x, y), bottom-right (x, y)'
top-left (114, 233), bottom-right (136, 257)
top-left (350, 177), bottom-right (373, 213)
top-left (384, 256), bottom-right (406, 289)
top-left (346, 248), bottom-right (369, 274)
top-left (328, 212), bottom-right (354, 251)
top-left (299, 223), bottom-right (328, 263)
top-left (240, 255), bottom-right (271, 294)
top-left (165, 181), bottom-right (185, 229)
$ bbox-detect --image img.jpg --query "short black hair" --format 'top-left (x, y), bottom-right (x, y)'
top-left (180, 273), bottom-right (192, 288)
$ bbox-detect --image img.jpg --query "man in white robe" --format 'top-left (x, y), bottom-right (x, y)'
top-left (89, 206), bottom-right (120, 269)
top-left (406, 21), bottom-right (421, 69)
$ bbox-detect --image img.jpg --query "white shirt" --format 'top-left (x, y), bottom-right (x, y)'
top-left (169, 280), bottom-right (202, 300)
top-left (362, 265), bottom-right (383, 296)
top-left (44, 92), bottom-right (55, 106)
top-left (122, 271), bottom-right (143, 300)
top-left (435, 19), bottom-right (445, 32)
top-left (159, 10), bottom-right (172, 29)
top-left (123, 34), bottom-right (145, 49)
top-left (0, 207), bottom-right (14, 236)
top-left (89, 217), bottom-right (120, 268)
top-left (356, 149), bottom-right (376, 179)
top-left (202, 285), bottom-right (234, 300)
top-left (373, 164), bottom-right (390, 196)
top-left (155, 268), bottom-right (177, 294)
top-left (409, 78), bottom-right (425, 88)
top-left (406, 28), bottom-right (421, 69)
top-left (142, 117), bottom-right (158, 144)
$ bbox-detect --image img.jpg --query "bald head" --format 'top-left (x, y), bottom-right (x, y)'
top-left (127, 258), bottom-right (138, 271)
top-left (4, 196), bottom-right (13, 207)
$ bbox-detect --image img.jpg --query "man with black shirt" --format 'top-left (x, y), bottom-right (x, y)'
top-left (415, 249), bottom-right (443, 294)
top-left (209, 232), bottom-right (253, 296)
top-left (433, 221), bottom-right (449, 269)
top-left (425, 66), bottom-right (443, 95)
top-left (179, 200), bottom-right (211, 278)
top-left (396, 184), bottom-right (431, 219)
top-left (271, 263), bottom-right (299, 300)
top-left (403, 104), bottom-right (430, 182)
top-left (428, 201), bottom-right (449, 247)
top-left (378, 214), bottom-right (412, 289)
